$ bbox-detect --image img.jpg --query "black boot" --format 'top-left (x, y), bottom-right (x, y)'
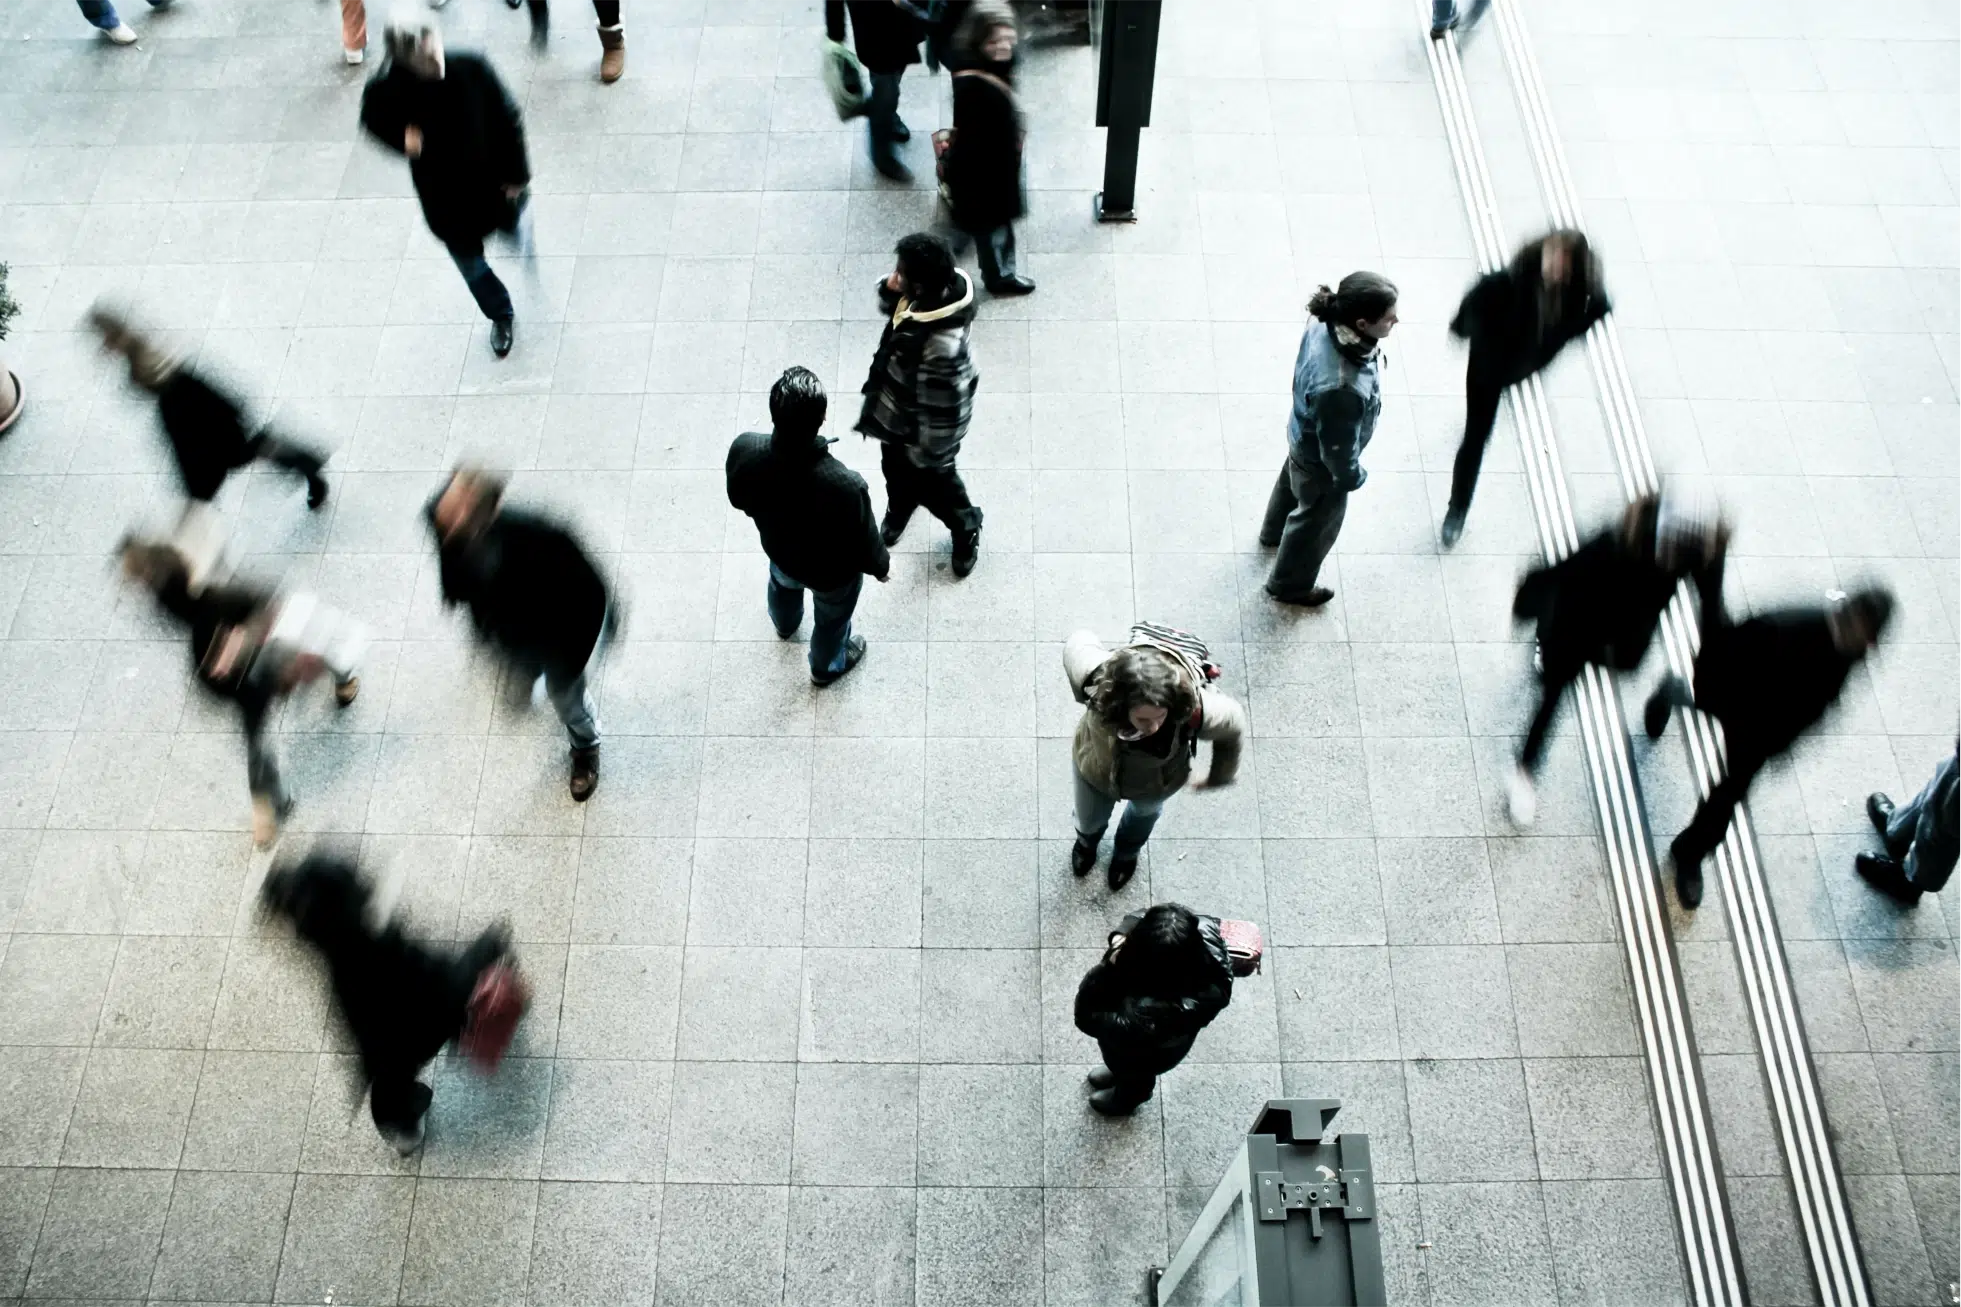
top-left (952, 526), bottom-right (980, 578)
top-left (1088, 1088), bottom-right (1139, 1117)
top-left (1107, 854), bottom-right (1137, 892)
top-left (1670, 836), bottom-right (1704, 909)
top-left (1071, 836), bottom-right (1096, 876)
top-left (307, 475), bottom-right (330, 510)
top-left (1855, 852), bottom-right (1923, 906)
top-left (1086, 1065), bottom-right (1115, 1090)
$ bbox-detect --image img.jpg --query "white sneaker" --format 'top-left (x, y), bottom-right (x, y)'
top-left (344, 46), bottom-right (365, 64)
top-left (105, 22), bottom-right (138, 43)
top-left (1507, 766), bottom-right (1538, 828)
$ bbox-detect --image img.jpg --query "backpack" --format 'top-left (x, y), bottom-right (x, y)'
top-left (1127, 621), bottom-right (1223, 688)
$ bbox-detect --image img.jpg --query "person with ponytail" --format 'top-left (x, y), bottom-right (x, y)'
top-left (1259, 272), bottom-right (1398, 608)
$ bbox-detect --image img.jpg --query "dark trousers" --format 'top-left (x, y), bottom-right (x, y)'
top-left (246, 431), bottom-right (328, 496)
top-left (1097, 1035), bottom-right (1194, 1111)
top-left (975, 224), bottom-right (1017, 285)
top-left (448, 240), bottom-right (515, 322)
top-left (1261, 458), bottom-right (1346, 598)
top-left (881, 443), bottom-right (981, 538)
top-left (868, 71), bottom-right (904, 165)
top-left (1520, 660), bottom-right (1581, 773)
top-left (768, 564), bottom-right (862, 676)
top-left (1450, 371), bottom-right (1505, 516)
top-left (1889, 753), bottom-right (1959, 893)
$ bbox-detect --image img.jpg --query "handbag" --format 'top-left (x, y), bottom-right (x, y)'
top-left (1110, 913), bottom-right (1263, 978)
top-left (458, 961), bottom-right (531, 1072)
top-left (822, 38), bottom-right (870, 120)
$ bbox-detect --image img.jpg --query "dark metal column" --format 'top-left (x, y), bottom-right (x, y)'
top-left (1091, 0), bottom-right (1162, 222)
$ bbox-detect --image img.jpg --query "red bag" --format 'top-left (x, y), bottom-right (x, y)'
top-left (1216, 918), bottom-right (1264, 977)
top-left (459, 962), bottom-right (531, 1072)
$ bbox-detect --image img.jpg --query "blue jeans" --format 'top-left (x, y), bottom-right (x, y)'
top-left (768, 564), bottom-right (861, 677)
top-left (78, 0), bottom-right (167, 29)
top-left (445, 200), bottom-right (535, 323)
top-left (1889, 752), bottom-right (1958, 893)
top-left (1073, 767), bottom-right (1168, 860)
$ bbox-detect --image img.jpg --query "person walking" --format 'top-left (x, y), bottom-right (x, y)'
top-left (1073, 904), bottom-right (1235, 1116)
top-left (941, 2), bottom-right (1034, 296)
top-left (425, 466), bottom-right (611, 801)
top-left (727, 367), bottom-right (891, 686)
top-left (1645, 581), bottom-right (1894, 908)
top-left (1442, 228), bottom-right (1610, 548)
top-left (360, 16), bottom-right (533, 359)
top-left (495, 0), bottom-right (628, 79)
top-left (1506, 495), bottom-right (1727, 826)
top-left (75, 0), bottom-right (170, 44)
top-left (1858, 749), bottom-right (1959, 906)
top-left (825, 0), bottom-right (927, 181)
top-left (1430, 0), bottom-right (1488, 39)
top-left (1259, 273), bottom-right (1399, 608)
top-left (1064, 624), bottom-right (1245, 890)
top-left (261, 854), bottom-right (526, 1155)
top-left (857, 233), bottom-right (985, 577)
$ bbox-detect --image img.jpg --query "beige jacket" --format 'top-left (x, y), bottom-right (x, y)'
top-left (1064, 630), bottom-right (1246, 801)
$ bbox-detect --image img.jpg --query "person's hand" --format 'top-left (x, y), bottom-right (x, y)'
top-left (403, 125), bottom-right (423, 159)
top-left (502, 184), bottom-right (525, 200)
top-left (884, 271), bottom-right (905, 293)
top-left (875, 569), bottom-right (891, 583)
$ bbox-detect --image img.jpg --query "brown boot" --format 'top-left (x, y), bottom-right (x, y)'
top-left (597, 25), bottom-right (625, 83)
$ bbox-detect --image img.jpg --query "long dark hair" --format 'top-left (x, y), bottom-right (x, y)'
top-left (1110, 903), bottom-right (1222, 997)
top-left (1307, 271), bottom-right (1398, 330)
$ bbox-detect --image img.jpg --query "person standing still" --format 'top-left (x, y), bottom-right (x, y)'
top-left (1858, 749), bottom-right (1959, 906)
top-left (857, 233), bottom-right (986, 577)
top-left (360, 17), bottom-right (533, 359)
top-left (826, 0), bottom-right (927, 181)
top-left (943, 2), bottom-right (1035, 295)
top-left (1073, 905), bottom-right (1235, 1116)
top-left (727, 368), bottom-right (892, 686)
top-left (1260, 273), bottom-right (1399, 608)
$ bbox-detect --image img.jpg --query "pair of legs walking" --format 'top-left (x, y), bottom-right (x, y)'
top-left (1088, 1035), bottom-right (1193, 1115)
top-left (1073, 767), bottom-right (1166, 890)
top-left (76, 0), bottom-right (168, 36)
top-left (1261, 458), bottom-right (1346, 604)
top-left (445, 201), bottom-right (537, 337)
top-left (767, 565), bottom-right (863, 681)
top-left (880, 443), bottom-right (983, 569)
top-left (1442, 373), bottom-right (1503, 545)
top-left (1862, 754), bottom-right (1959, 900)
top-left (867, 71), bottom-right (908, 177)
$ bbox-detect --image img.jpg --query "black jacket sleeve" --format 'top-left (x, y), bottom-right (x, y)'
top-left (359, 74), bottom-right (411, 155)
top-left (1312, 388), bottom-right (1369, 492)
top-left (855, 479), bottom-right (891, 578)
top-left (1450, 273), bottom-right (1506, 342)
top-left (825, 0), bottom-right (847, 41)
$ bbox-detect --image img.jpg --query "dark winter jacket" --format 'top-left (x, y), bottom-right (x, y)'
top-left (825, 0), bottom-right (926, 73)
top-left (945, 64), bottom-right (1025, 233)
top-left (1513, 529), bottom-right (1716, 678)
top-left (1690, 604), bottom-right (1861, 765)
top-left (1074, 919), bottom-right (1235, 1075)
top-left (727, 430), bottom-right (890, 592)
top-left (1450, 237), bottom-right (1611, 389)
top-left (151, 571), bottom-right (281, 736)
top-left (155, 369), bottom-right (259, 502)
top-left (359, 53), bottom-right (530, 247)
top-left (1286, 320), bottom-right (1381, 492)
top-left (857, 272), bottom-right (980, 469)
top-left (427, 505), bottom-right (609, 682)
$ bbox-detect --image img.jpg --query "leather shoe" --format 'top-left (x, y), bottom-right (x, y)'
top-left (1071, 837), bottom-right (1096, 877)
top-left (569, 745), bottom-right (599, 802)
top-left (1855, 852), bottom-right (1923, 906)
top-left (1107, 854), bottom-right (1137, 892)
top-left (1266, 585), bottom-right (1334, 608)
top-left (1867, 791), bottom-right (1896, 838)
top-left (892, 117), bottom-right (911, 143)
top-left (952, 528), bottom-right (980, 578)
top-left (881, 514), bottom-right (906, 547)
top-left (490, 318), bottom-right (515, 358)
top-left (811, 635), bottom-right (867, 686)
top-left (985, 275), bottom-right (1036, 296)
top-left (1086, 1065), bottom-right (1115, 1090)
top-left (1440, 507), bottom-right (1466, 548)
top-left (1671, 837), bottom-right (1704, 909)
top-left (873, 155), bottom-right (913, 183)
top-left (1088, 1088), bottom-right (1139, 1117)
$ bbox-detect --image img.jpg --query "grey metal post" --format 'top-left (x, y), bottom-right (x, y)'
top-left (1092, 0), bottom-right (1161, 222)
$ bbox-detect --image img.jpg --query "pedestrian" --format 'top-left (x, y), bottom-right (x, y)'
top-left (1073, 904), bottom-right (1235, 1116)
top-left (1064, 624), bottom-right (1245, 890)
top-left (1858, 749), bottom-right (1959, 905)
top-left (825, 0), bottom-right (927, 181)
top-left (1645, 583), bottom-right (1893, 908)
top-left (75, 0), bottom-right (170, 44)
top-left (941, 2), bottom-right (1035, 296)
top-left (360, 16), bottom-right (533, 359)
top-left (260, 853), bottom-right (526, 1155)
top-left (857, 233), bottom-right (985, 577)
top-left (425, 466), bottom-right (611, 801)
top-left (1259, 273), bottom-right (1399, 608)
top-left (490, 0), bottom-right (627, 79)
top-left (340, 0), bottom-right (367, 62)
top-left (727, 367), bottom-right (891, 686)
top-left (120, 538), bottom-right (364, 847)
top-left (1430, 0), bottom-right (1488, 39)
top-left (1506, 495), bottom-right (1727, 826)
top-left (1442, 228), bottom-right (1610, 548)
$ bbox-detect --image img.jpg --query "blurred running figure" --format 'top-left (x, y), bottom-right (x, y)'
top-left (1260, 273), bottom-right (1398, 609)
top-left (426, 467), bottom-right (611, 801)
top-left (1646, 580), bottom-right (1893, 909)
top-left (1443, 229), bottom-right (1609, 548)
top-left (1507, 495), bottom-right (1727, 826)
top-left (825, 0), bottom-right (927, 180)
top-left (361, 16), bottom-right (533, 358)
top-left (1859, 749), bottom-right (1958, 906)
top-left (1430, 0), bottom-right (1488, 39)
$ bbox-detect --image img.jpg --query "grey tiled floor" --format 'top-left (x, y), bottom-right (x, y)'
top-left (0, 0), bottom-right (1951, 1304)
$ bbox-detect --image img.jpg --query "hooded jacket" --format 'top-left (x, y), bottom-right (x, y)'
top-left (1286, 320), bottom-right (1381, 493)
top-left (426, 503), bottom-right (609, 683)
top-left (1450, 236), bottom-right (1611, 389)
top-left (856, 271), bottom-right (980, 469)
top-left (1074, 917), bottom-right (1235, 1074)
top-left (359, 53), bottom-right (530, 247)
top-left (726, 429), bottom-right (891, 591)
top-left (1064, 631), bottom-right (1247, 802)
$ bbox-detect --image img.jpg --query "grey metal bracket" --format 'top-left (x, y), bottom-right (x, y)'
top-left (1255, 1168), bottom-right (1376, 1239)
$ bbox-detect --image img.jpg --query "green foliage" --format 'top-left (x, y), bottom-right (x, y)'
top-left (0, 263), bottom-right (19, 343)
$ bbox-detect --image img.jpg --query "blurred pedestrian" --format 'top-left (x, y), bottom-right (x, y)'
top-left (1430, 0), bottom-right (1488, 39)
top-left (341, 0), bottom-right (367, 62)
top-left (504, 0), bottom-right (628, 79)
top-left (858, 233), bottom-right (985, 576)
top-left (1859, 749), bottom-right (1959, 905)
top-left (1073, 904), bottom-right (1235, 1116)
top-left (1064, 624), bottom-right (1244, 890)
top-left (360, 16), bottom-right (533, 359)
top-left (1443, 228), bottom-right (1609, 548)
top-left (727, 367), bottom-right (891, 686)
top-left (75, 0), bottom-right (170, 44)
top-left (1260, 273), bottom-right (1398, 609)
top-left (120, 539), bottom-right (364, 847)
top-left (1646, 583), bottom-right (1893, 908)
top-left (942, 2), bottom-right (1034, 296)
top-left (1507, 495), bottom-right (1726, 826)
top-left (825, 0), bottom-right (927, 181)
top-left (261, 853), bottom-right (526, 1155)
top-left (425, 467), bottom-right (611, 800)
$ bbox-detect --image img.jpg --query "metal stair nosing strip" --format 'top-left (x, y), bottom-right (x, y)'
top-left (1421, 15), bottom-right (1748, 1307)
top-left (1484, 2), bottom-right (1875, 1304)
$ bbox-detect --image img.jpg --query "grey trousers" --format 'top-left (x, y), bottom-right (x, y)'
top-left (1261, 458), bottom-right (1347, 598)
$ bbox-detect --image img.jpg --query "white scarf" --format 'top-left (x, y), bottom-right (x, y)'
top-left (1332, 323), bottom-right (1379, 359)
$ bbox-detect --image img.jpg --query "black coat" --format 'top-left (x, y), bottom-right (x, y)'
top-left (726, 431), bottom-right (890, 592)
top-left (360, 54), bottom-right (530, 247)
top-left (1514, 529), bottom-right (1712, 679)
top-left (155, 370), bottom-right (258, 502)
top-left (1692, 608), bottom-right (1859, 765)
top-left (1451, 238), bottom-right (1611, 390)
top-left (946, 64), bottom-right (1024, 233)
top-left (825, 0), bottom-right (923, 73)
top-left (429, 506), bottom-right (609, 682)
top-left (151, 571), bottom-right (281, 736)
top-left (1074, 925), bottom-right (1234, 1076)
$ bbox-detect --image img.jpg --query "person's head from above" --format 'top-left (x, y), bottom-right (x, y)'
top-left (86, 304), bottom-right (175, 392)
top-left (891, 232), bottom-right (958, 304)
top-left (1827, 587), bottom-right (1893, 656)
top-left (959, 1), bottom-right (1018, 63)
top-left (385, 12), bottom-right (445, 79)
top-left (1537, 227), bottom-right (1590, 287)
top-left (1308, 271), bottom-right (1399, 342)
top-left (1110, 903), bottom-right (1221, 993)
top-left (769, 366), bottom-right (829, 444)
top-left (1089, 645), bottom-right (1197, 744)
top-left (117, 535), bottom-right (189, 592)
top-left (432, 465), bottom-right (507, 544)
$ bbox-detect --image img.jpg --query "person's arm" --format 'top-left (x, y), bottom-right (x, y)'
top-left (914, 333), bottom-right (976, 461)
top-left (358, 77), bottom-right (411, 155)
top-left (855, 480), bottom-right (892, 580)
top-left (1063, 631), bottom-right (1110, 704)
top-left (1073, 964), bottom-right (1180, 1043)
top-left (1312, 388), bottom-right (1369, 492)
top-left (1449, 274), bottom-right (1502, 341)
top-left (1193, 688), bottom-right (1246, 787)
top-left (825, 0), bottom-right (847, 41)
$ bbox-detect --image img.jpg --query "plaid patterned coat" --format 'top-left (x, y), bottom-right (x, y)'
top-left (855, 270), bottom-right (979, 470)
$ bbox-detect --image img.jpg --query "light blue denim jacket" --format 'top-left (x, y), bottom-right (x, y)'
top-left (1285, 320), bottom-right (1382, 493)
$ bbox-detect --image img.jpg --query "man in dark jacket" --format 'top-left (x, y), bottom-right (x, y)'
top-left (858, 233), bottom-right (985, 577)
top-left (1859, 749), bottom-right (1958, 905)
top-left (427, 467), bottom-right (610, 800)
top-left (262, 853), bottom-right (514, 1155)
top-left (1646, 580), bottom-right (1893, 908)
top-left (360, 17), bottom-right (532, 358)
top-left (1443, 228), bottom-right (1610, 548)
top-left (90, 306), bottom-right (330, 511)
top-left (825, 0), bottom-right (926, 180)
top-left (728, 367), bottom-right (891, 686)
top-left (1074, 904), bottom-right (1234, 1116)
top-left (1506, 495), bottom-right (1726, 826)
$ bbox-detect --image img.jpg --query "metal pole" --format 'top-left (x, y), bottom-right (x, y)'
top-left (1095, 124), bottom-right (1141, 221)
